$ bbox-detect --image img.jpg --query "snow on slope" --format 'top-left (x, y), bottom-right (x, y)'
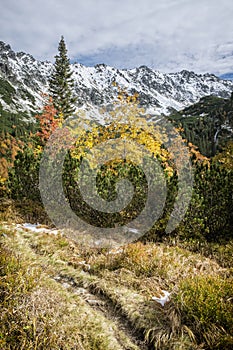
top-left (1, 41), bottom-right (233, 120)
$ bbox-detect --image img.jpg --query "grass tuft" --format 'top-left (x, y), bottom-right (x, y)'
top-left (175, 275), bottom-right (233, 349)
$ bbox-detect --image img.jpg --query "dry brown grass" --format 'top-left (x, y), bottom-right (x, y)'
top-left (0, 229), bottom-right (139, 350)
top-left (1, 223), bottom-right (232, 350)
top-left (0, 198), bottom-right (51, 224)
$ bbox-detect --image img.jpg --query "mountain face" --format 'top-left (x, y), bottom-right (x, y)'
top-left (1, 40), bottom-right (233, 120)
top-left (169, 95), bottom-right (233, 156)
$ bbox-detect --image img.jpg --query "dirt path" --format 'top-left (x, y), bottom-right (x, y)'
top-left (53, 274), bottom-right (148, 350)
top-left (7, 225), bottom-right (151, 350)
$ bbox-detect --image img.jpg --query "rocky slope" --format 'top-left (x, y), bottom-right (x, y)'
top-left (1, 40), bottom-right (233, 119)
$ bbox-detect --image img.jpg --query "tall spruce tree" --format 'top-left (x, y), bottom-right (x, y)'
top-left (49, 36), bottom-right (77, 119)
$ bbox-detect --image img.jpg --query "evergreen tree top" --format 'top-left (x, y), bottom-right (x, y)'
top-left (49, 36), bottom-right (77, 119)
top-left (55, 36), bottom-right (68, 61)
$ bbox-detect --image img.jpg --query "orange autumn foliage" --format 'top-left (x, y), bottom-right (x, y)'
top-left (0, 134), bottom-right (22, 181)
top-left (35, 95), bottom-right (61, 143)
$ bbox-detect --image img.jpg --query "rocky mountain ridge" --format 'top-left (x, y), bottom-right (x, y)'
top-left (1, 40), bottom-right (233, 120)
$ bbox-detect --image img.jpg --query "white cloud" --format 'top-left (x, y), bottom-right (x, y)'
top-left (1, 0), bottom-right (233, 74)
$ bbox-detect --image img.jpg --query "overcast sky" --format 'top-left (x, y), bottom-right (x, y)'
top-left (1, 0), bottom-right (233, 75)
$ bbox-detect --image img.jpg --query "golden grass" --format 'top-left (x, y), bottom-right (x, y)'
top-left (0, 229), bottom-right (139, 350)
top-left (1, 223), bottom-right (232, 350)
top-left (0, 198), bottom-right (51, 224)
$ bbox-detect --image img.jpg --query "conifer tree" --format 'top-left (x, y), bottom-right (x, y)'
top-left (49, 36), bottom-right (77, 119)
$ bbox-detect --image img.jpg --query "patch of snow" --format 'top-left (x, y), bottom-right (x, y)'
top-left (151, 290), bottom-right (170, 307)
top-left (19, 223), bottom-right (60, 235)
top-left (126, 227), bottom-right (141, 235)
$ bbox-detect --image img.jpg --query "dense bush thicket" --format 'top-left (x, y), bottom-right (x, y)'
top-left (5, 138), bottom-right (233, 243)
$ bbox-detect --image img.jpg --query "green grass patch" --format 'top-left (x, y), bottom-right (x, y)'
top-left (176, 275), bottom-right (233, 349)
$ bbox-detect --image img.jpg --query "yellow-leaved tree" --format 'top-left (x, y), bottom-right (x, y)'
top-left (59, 89), bottom-right (190, 231)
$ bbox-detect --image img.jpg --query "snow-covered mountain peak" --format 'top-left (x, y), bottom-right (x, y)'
top-left (1, 40), bottom-right (233, 119)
